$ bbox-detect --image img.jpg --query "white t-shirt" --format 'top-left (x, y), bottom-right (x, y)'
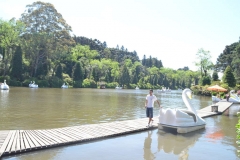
top-left (146, 94), bottom-right (157, 108)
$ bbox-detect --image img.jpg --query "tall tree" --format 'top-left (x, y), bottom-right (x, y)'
top-left (73, 62), bottom-right (84, 81)
top-left (11, 45), bottom-right (22, 80)
top-left (0, 18), bottom-right (24, 75)
top-left (222, 66), bottom-right (236, 87)
top-left (120, 65), bottom-right (130, 87)
top-left (232, 44), bottom-right (240, 84)
top-left (194, 48), bottom-right (213, 77)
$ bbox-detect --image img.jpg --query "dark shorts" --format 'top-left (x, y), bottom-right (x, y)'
top-left (146, 107), bottom-right (153, 118)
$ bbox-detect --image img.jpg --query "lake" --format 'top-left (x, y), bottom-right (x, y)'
top-left (0, 88), bottom-right (239, 160)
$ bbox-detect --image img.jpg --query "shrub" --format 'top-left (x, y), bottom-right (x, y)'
top-left (105, 82), bottom-right (119, 88)
top-left (73, 80), bottom-right (82, 88)
top-left (38, 80), bottom-right (50, 88)
top-left (9, 80), bottom-right (22, 86)
top-left (82, 79), bottom-right (97, 88)
top-left (200, 76), bottom-right (211, 86)
top-left (48, 76), bottom-right (62, 88)
top-left (0, 76), bottom-right (10, 83)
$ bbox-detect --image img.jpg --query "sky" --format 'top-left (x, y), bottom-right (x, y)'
top-left (1, 0), bottom-right (240, 71)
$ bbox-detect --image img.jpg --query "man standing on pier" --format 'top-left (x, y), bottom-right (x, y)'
top-left (145, 89), bottom-right (161, 127)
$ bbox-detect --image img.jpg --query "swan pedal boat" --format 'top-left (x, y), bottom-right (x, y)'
top-left (0, 80), bottom-right (9, 90)
top-left (61, 83), bottom-right (68, 88)
top-left (158, 88), bottom-right (206, 133)
top-left (29, 81), bottom-right (38, 88)
top-left (212, 90), bottom-right (240, 103)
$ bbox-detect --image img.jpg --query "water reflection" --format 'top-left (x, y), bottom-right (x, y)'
top-left (143, 131), bottom-right (155, 160)
top-left (157, 130), bottom-right (202, 159)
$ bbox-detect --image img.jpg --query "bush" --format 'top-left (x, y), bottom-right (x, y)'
top-left (105, 82), bottom-right (119, 88)
top-left (9, 80), bottom-right (22, 86)
top-left (38, 80), bottom-right (50, 88)
top-left (200, 76), bottom-right (211, 86)
top-left (63, 73), bottom-right (73, 86)
top-left (73, 80), bottom-right (82, 88)
top-left (0, 76), bottom-right (10, 83)
top-left (82, 79), bottom-right (97, 88)
top-left (47, 76), bottom-right (62, 88)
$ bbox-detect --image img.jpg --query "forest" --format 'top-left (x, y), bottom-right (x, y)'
top-left (0, 1), bottom-right (239, 90)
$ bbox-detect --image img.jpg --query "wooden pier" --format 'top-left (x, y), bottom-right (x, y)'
top-left (0, 102), bottom-right (233, 158)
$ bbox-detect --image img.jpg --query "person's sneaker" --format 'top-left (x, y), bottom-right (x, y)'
top-left (146, 124), bottom-right (149, 127)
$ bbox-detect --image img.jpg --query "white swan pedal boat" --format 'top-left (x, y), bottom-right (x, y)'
top-left (61, 83), bottom-right (68, 88)
top-left (158, 88), bottom-right (206, 133)
top-left (29, 81), bottom-right (38, 88)
top-left (0, 80), bottom-right (9, 90)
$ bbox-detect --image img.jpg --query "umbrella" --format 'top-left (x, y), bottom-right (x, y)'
top-left (207, 85), bottom-right (227, 92)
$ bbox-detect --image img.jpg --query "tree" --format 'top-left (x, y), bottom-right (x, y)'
top-left (232, 44), bottom-right (240, 84)
top-left (11, 45), bottom-right (22, 80)
top-left (222, 66), bottom-right (236, 87)
top-left (120, 65), bottom-right (130, 88)
top-left (73, 62), bottom-right (84, 88)
top-left (20, 1), bottom-right (74, 45)
top-left (212, 71), bottom-right (219, 81)
top-left (0, 18), bottom-right (24, 75)
top-left (142, 55), bottom-right (146, 66)
top-left (194, 48), bottom-right (213, 77)
top-left (215, 42), bottom-right (238, 72)
top-left (55, 64), bottom-right (63, 79)
top-left (73, 62), bottom-right (84, 81)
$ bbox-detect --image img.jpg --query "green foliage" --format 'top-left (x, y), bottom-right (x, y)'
top-left (222, 66), bottom-right (236, 87)
top-left (200, 76), bottom-right (211, 86)
top-left (236, 113), bottom-right (240, 150)
top-left (11, 45), bottom-right (22, 80)
top-left (73, 62), bottom-right (84, 81)
top-left (47, 76), bottom-right (62, 88)
top-left (55, 64), bottom-right (63, 79)
top-left (82, 78), bottom-right (97, 88)
top-left (212, 71), bottom-right (218, 81)
top-left (9, 80), bottom-right (22, 86)
top-left (0, 76), bottom-right (10, 83)
top-left (38, 80), bottom-right (50, 88)
top-left (194, 48), bottom-right (213, 77)
top-left (73, 80), bottom-right (82, 88)
top-left (105, 82), bottom-right (119, 88)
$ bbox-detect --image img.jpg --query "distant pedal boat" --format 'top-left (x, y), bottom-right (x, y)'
top-left (29, 81), bottom-right (38, 88)
top-left (61, 83), bottom-right (68, 89)
top-left (0, 80), bottom-right (9, 90)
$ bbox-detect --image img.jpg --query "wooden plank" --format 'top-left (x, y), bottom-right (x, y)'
top-left (47, 129), bottom-right (73, 142)
top-left (5, 131), bottom-right (17, 154)
top-left (10, 130), bottom-right (18, 153)
top-left (0, 130), bottom-right (13, 156)
top-left (25, 130), bottom-right (41, 148)
top-left (62, 127), bottom-right (94, 139)
top-left (19, 131), bottom-right (25, 152)
top-left (23, 131), bottom-right (35, 149)
top-left (27, 130), bottom-right (47, 147)
top-left (30, 130), bottom-right (51, 146)
top-left (38, 130), bottom-right (64, 144)
top-left (21, 131), bottom-right (30, 150)
top-left (58, 128), bottom-right (84, 140)
top-left (54, 128), bottom-right (81, 141)
top-left (16, 130), bottom-right (21, 152)
top-left (32, 130), bottom-right (57, 145)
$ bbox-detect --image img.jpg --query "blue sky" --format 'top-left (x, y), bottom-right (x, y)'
top-left (1, 0), bottom-right (240, 70)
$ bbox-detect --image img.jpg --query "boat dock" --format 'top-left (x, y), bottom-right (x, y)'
top-left (0, 101), bottom-right (233, 158)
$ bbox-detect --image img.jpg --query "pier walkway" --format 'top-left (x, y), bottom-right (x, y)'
top-left (0, 101), bottom-right (233, 158)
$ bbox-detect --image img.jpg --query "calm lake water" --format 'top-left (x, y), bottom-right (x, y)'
top-left (0, 88), bottom-right (239, 160)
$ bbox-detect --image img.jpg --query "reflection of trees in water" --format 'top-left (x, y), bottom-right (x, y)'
top-left (157, 130), bottom-right (202, 159)
top-left (143, 131), bottom-right (155, 160)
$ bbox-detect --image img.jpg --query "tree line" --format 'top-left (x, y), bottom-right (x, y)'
top-left (1, 1), bottom-right (231, 89)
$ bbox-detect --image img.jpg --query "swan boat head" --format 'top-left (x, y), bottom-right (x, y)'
top-left (159, 88), bottom-right (206, 128)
